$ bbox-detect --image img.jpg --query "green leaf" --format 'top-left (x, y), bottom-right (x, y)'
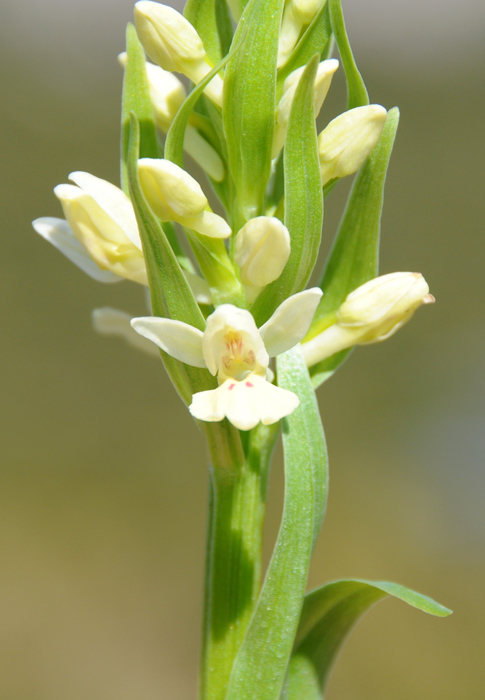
top-left (307, 107), bottom-right (400, 387)
top-left (284, 578), bottom-right (452, 699)
top-left (252, 55), bottom-right (323, 326)
top-left (120, 23), bottom-right (159, 194)
top-left (224, 346), bottom-right (328, 700)
top-left (277, 1), bottom-right (333, 91)
top-left (165, 57), bottom-right (233, 170)
top-left (127, 114), bottom-right (216, 401)
top-left (329, 0), bottom-right (369, 110)
top-left (184, 0), bottom-right (233, 64)
top-left (223, 0), bottom-right (285, 224)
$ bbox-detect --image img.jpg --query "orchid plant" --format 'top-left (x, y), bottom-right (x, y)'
top-left (32, 0), bottom-right (451, 697)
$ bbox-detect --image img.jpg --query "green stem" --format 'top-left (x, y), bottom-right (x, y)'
top-left (200, 423), bottom-right (280, 700)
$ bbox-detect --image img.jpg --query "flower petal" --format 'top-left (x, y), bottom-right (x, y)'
top-left (69, 171), bottom-right (141, 250)
top-left (130, 316), bottom-right (205, 367)
top-left (32, 217), bottom-right (122, 284)
top-left (202, 305), bottom-right (268, 377)
top-left (189, 374), bottom-right (300, 430)
top-left (182, 210), bottom-right (232, 239)
top-left (259, 287), bottom-right (323, 357)
top-left (92, 308), bottom-right (160, 357)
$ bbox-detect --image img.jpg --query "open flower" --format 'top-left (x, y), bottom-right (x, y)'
top-left (131, 288), bottom-right (323, 430)
top-left (33, 170), bottom-right (211, 302)
top-left (50, 171), bottom-right (147, 284)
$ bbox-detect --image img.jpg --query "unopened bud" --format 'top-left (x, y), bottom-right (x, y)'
top-left (235, 217), bottom-right (290, 301)
top-left (137, 158), bottom-right (231, 238)
top-left (302, 272), bottom-right (434, 367)
top-left (134, 1), bottom-right (223, 107)
top-left (273, 59), bottom-right (339, 158)
top-left (119, 51), bottom-right (186, 132)
top-left (277, 0), bottom-right (325, 68)
top-left (292, 0), bottom-right (326, 23)
top-left (54, 183), bottom-right (147, 285)
top-left (118, 53), bottom-right (224, 181)
top-left (318, 105), bottom-right (387, 185)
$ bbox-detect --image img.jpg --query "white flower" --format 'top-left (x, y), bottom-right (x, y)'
top-left (131, 288), bottom-right (323, 430)
top-left (235, 216), bottom-right (291, 302)
top-left (318, 105), bottom-right (388, 186)
top-left (134, 1), bottom-right (223, 107)
top-left (137, 158), bottom-right (231, 238)
top-left (302, 272), bottom-right (435, 367)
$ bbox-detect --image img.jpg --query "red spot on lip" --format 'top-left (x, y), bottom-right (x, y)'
top-left (245, 381), bottom-right (254, 388)
top-left (228, 383), bottom-right (236, 390)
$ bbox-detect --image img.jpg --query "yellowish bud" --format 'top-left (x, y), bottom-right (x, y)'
top-left (277, 2), bottom-right (302, 69)
top-left (54, 184), bottom-right (147, 285)
top-left (118, 51), bottom-right (186, 132)
top-left (118, 53), bottom-right (224, 181)
top-left (134, 1), bottom-right (223, 107)
top-left (292, 0), bottom-right (325, 24)
top-left (137, 158), bottom-right (231, 238)
top-left (272, 59), bottom-right (339, 158)
top-left (277, 0), bottom-right (325, 68)
top-left (318, 105), bottom-right (388, 185)
top-left (302, 272), bottom-right (434, 367)
top-left (235, 217), bottom-right (291, 301)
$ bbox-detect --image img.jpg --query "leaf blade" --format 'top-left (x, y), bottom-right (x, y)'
top-left (277, 1), bottom-right (333, 90)
top-left (223, 0), bottom-right (285, 222)
top-left (121, 23), bottom-right (159, 193)
top-left (252, 55), bottom-right (323, 326)
top-left (224, 346), bottom-right (328, 700)
top-left (284, 578), bottom-right (452, 698)
top-left (127, 114), bottom-right (216, 400)
top-left (329, 0), bottom-right (369, 110)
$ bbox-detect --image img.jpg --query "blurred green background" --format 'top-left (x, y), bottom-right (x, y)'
top-left (1, 0), bottom-right (484, 698)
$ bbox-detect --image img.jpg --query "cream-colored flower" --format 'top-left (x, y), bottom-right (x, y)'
top-left (137, 158), bottom-right (231, 238)
top-left (134, 1), bottom-right (223, 107)
top-left (302, 272), bottom-right (435, 367)
top-left (33, 171), bottom-right (212, 303)
top-left (318, 105), bottom-right (388, 185)
top-left (53, 172), bottom-right (147, 285)
top-left (131, 288), bottom-right (323, 430)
